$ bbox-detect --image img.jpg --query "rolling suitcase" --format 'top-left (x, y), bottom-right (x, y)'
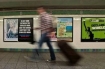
top-left (57, 40), bottom-right (82, 65)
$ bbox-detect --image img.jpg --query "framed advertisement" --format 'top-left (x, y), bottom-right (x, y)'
top-left (18, 18), bottom-right (33, 42)
top-left (3, 18), bottom-right (33, 42)
top-left (81, 17), bottom-right (105, 42)
top-left (57, 17), bottom-right (73, 42)
top-left (3, 18), bottom-right (18, 42)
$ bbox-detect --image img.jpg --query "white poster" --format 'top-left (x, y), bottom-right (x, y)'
top-left (4, 19), bottom-right (18, 41)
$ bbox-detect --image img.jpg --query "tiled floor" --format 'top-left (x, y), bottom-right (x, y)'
top-left (0, 52), bottom-right (105, 69)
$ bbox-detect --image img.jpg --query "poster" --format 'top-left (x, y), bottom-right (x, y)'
top-left (57, 17), bottom-right (73, 41)
top-left (3, 18), bottom-right (33, 42)
top-left (81, 17), bottom-right (105, 42)
top-left (18, 18), bottom-right (33, 42)
top-left (3, 19), bottom-right (18, 41)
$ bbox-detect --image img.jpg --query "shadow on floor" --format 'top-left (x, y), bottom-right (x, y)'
top-left (50, 61), bottom-right (82, 66)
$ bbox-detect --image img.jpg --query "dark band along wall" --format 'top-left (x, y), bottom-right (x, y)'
top-left (0, 10), bottom-right (105, 16)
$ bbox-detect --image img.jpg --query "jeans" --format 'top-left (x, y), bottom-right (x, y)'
top-left (32, 32), bottom-right (56, 60)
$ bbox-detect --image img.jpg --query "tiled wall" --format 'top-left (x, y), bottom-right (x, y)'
top-left (0, 9), bottom-right (105, 52)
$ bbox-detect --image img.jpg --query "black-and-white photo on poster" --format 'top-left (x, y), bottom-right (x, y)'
top-left (18, 18), bottom-right (33, 42)
top-left (3, 18), bottom-right (18, 42)
top-left (3, 18), bottom-right (33, 42)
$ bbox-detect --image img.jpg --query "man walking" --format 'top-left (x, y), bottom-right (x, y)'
top-left (24, 6), bottom-right (56, 62)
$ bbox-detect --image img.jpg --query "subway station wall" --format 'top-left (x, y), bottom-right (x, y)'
top-left (0, 15), bottom-right (105, 49)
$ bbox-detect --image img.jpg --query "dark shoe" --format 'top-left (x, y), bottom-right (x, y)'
top-left (46, 59), bottom-right (56, 63)
top-left (30, 41), bottom-right (36, 44)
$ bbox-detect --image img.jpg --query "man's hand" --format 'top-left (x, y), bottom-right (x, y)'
top-left (46, 33), bottom-right (52, 37)
top-left (47, 32), bottom-right (55, 38)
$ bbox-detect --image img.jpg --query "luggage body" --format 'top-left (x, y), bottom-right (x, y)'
top-left (57, 40), bottom-right (82, 65)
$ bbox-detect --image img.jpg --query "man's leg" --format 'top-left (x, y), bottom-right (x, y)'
top-left (24, 33), bottom-right (45, 62)
top-left (31, 49), bottom-right (39, 59)
top-left (32, 33), bottom-right (45, 58)
top-left (46, 37), bottom-right (56, 61)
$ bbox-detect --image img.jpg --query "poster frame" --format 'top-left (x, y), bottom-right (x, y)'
top-left (3, 18), bottom-right (18, 42)
top-left (57, 17), bottom-right (73, 42)
top-left (18, 18), bottom-right (33, 42)
top-left (81, 17), bottom-right (105, 42)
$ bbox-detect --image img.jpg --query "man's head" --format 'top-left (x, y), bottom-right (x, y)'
top-left (36, 6), bottom-right (46, 14)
